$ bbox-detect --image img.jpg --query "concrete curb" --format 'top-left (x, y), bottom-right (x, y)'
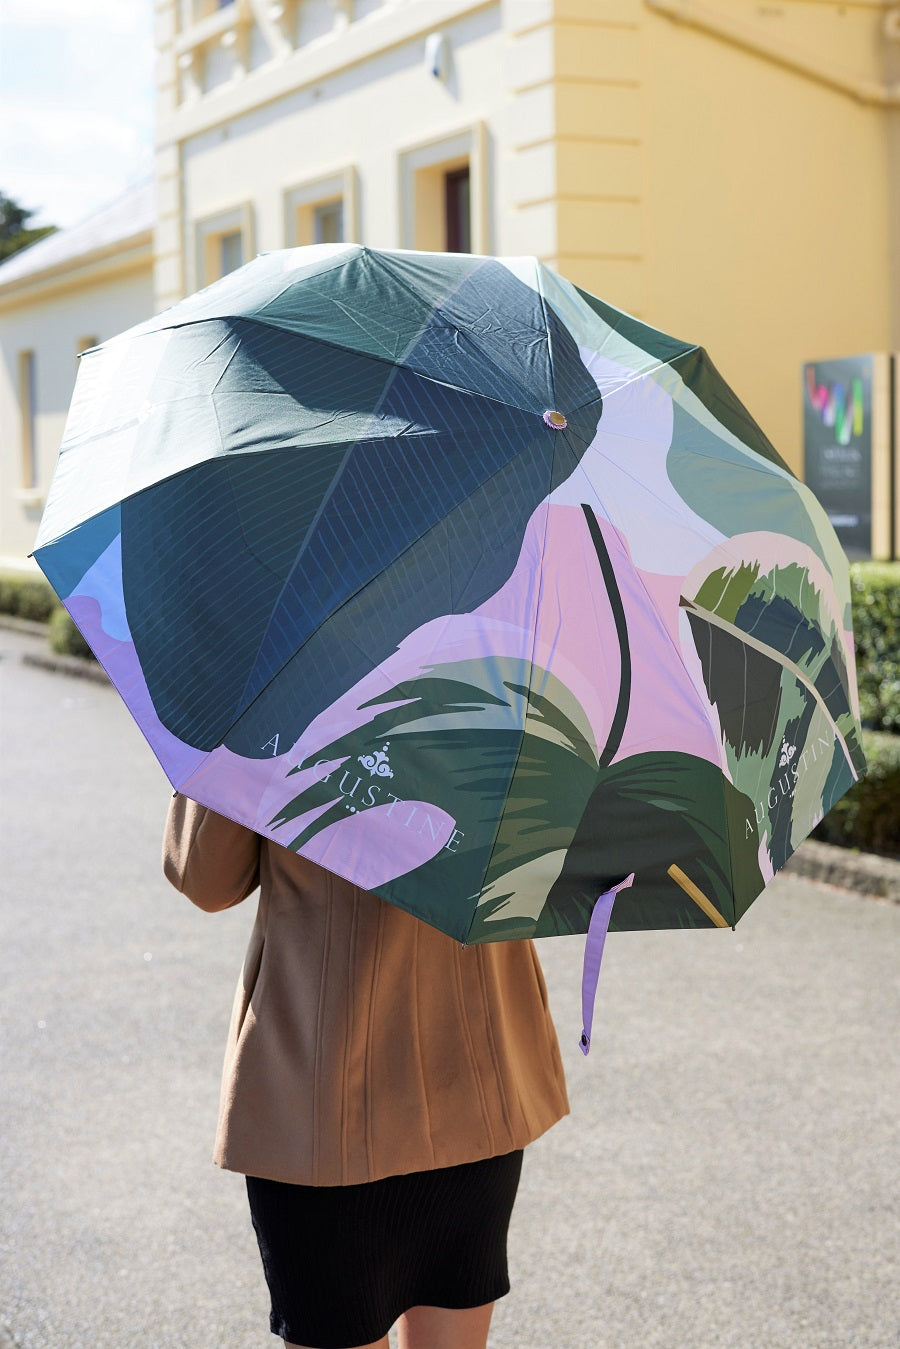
top-left (783, 837), bottom-right (900, 903)
top-left (0, 611), bottom-right (109, 685)
top-left (0, 614), bottom-right (49, 638)
top-left (5, 616), bottom-right (897, 902)
top-left (20, 649), bottom-right (109, 685)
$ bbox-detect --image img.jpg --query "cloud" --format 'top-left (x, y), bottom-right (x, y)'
top-left (1, 101), bottom-right (146, 157)
top-left (0, 101), bottom-right (153, 227)
top-left (0, 0), bottom-right (148, 32)
top-left (0, 0), bottom-right (154, 226)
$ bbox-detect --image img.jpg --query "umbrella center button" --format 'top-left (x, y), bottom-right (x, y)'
top-left (543, 409), bottom-right (568, 430)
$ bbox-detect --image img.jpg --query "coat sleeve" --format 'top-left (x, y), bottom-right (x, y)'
top-left (163, 794), bottom-right (261, 912)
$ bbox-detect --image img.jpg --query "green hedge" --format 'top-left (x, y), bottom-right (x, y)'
top-left (0, 569), bottom-right (56, 622)
top-left (0, 570), bottom-right (97, 661)
top-left (47, 606), bottom-right (96, 660)
top-left (850, 562), bottom-right (899, 734)
top-left (813, 730), bottom-right (900, 858)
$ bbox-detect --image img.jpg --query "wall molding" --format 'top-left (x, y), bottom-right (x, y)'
top-left (645, 0), bottom-right (900, 105)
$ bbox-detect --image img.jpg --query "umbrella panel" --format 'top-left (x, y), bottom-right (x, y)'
top-left (33, 246), bottom-right (866, 945)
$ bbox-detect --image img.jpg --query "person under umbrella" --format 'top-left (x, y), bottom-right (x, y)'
top-left (35, 245), bottom-right (864, 1346)
top-left (164, 793), bottom-right (568, 1349)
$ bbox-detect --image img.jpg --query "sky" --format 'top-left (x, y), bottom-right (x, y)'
top-left (0, 0), bottom-right (155, 230)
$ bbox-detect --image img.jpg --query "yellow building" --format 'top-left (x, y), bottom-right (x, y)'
top-left (2, 0), bottom-right (897, 566)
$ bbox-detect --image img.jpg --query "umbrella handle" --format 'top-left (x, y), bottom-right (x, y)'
top-left (579, 872), bottom-right (635, 1056)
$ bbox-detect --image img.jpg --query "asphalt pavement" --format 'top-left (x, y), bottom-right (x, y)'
top-left (1, 627), bottom-right (897, 1348)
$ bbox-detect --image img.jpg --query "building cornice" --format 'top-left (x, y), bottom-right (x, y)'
top-left (646, 0), bottom-right (900, 105)
top-left (158, 0), bottom-right (496, 145)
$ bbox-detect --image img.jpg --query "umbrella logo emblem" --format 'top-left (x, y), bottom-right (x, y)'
top-left (358, 743), bottom-right (395, 779)
top-left (778, 737), bottom-right (797, 769)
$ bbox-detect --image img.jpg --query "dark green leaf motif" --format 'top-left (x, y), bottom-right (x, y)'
top-left (683, 555), bottom-right (866, 875)
top-left (270, 655), bottom-right (765, 940)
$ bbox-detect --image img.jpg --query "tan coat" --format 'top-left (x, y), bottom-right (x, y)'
top-left (163, 795), bottom-right (569, 1186)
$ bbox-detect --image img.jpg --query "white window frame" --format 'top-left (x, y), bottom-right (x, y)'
top-left (283, 166), bottom-right (359, 248)
top-left (397, 122), bottom-right (488, 254)
top-left (193, 202), bottom-right (255, 289)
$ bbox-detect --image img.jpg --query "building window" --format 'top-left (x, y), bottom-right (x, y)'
top-left (18, 350), bottom-right (36, 490)
top-left (184, 0), bottom-right (232, 19)
top-left (444, 166), bottom-right (471, 254)
top-left (296, 0), bottom-right (339, 48)
top-left (313, 200), bottom-right (344, 245)
top-left (194, 204), bottom-right (254, 287)
top-left (218, 229), bottom-right (244, 276)
top-left (399, 125), bottom-right (486, 254)
top-left (284, 168), bottom-right (358, 247)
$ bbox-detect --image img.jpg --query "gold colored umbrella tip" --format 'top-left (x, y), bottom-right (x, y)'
top-left (543, 409), bottom-right (568, 429)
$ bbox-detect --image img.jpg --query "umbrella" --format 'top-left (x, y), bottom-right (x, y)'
top-left (34, 245), bottom-right (865, 1042)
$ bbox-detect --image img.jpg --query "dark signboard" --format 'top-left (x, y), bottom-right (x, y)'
top-left (803, 354), bottom-right (874, 560)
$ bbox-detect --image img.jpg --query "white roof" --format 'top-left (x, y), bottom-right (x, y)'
top-left (0, 180), bottom-right (155, 288)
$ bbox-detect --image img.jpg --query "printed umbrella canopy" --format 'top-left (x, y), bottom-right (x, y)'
top-left (34, 245), bottom-right (865, 982)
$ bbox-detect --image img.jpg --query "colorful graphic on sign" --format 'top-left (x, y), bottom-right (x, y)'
top-left (805, 366), bottom-right (865, 446)
top-left (803, 355), bottom-right (874, 559)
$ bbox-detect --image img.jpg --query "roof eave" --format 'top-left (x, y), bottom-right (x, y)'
top-left (0, 232), bottom-right (154, 312)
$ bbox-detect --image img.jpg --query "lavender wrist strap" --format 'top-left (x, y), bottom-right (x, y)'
top-left (579, 872), bottom-right (635, 1056)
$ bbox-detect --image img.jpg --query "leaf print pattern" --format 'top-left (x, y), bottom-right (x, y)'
top-left (32, 245), bottom-right (866, 942)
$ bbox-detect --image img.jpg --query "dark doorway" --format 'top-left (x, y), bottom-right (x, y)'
top-left (444, 165), bottom-right (471, 253)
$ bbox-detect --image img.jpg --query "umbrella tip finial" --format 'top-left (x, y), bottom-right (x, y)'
top-left (543, 409), bottom-right (567, 430)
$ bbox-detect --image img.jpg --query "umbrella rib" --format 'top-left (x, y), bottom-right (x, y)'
top-left (230, 423), bottom-right (381, 717)
top-left (533, 260), bottom-right (558, 409)
top-left (564, 414), bottom-right (725, 548)
top-left (219, 310), bottom-right (541, 419)
top-left (208, 329), bottom-right (243, 394)
top-left (253, 247), bottom-right (360, 309)
top-left (228, 280), bottom-right (559, 719)
top-left (680, 598), bottom-right (860, 781)
top-left (568, 348), bottom-right (702, 416)
top-left (369, 249), bottom-right (549, 413)
top-left (227, 291), bottom-right (552, 719)
top-left (466, 438), bottom-right (559, 943)
top-left (214, 439), bottom-right (565, 750)
top-left (107, 248), bottom-right (359, 350)
top-left (595, 338), bottom-right (790, 475)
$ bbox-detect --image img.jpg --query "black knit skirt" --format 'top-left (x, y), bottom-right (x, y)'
top-left (246, 1150), bottom-right (524, 1348)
